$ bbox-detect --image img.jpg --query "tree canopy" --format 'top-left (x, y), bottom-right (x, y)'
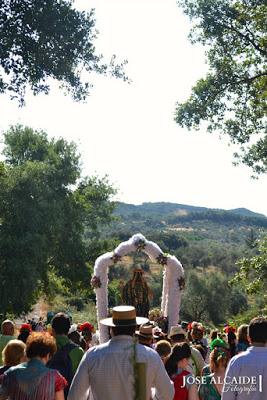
top-left (0, 0), bottom-right (127, 104)
top-left (231, 236), bottom-right (267, 295)
top-left (180, 270), bottom-right (248, 325)
top-left (0, 125), bottom-right (116, 315)
top-left (176, 0), bottom-right (267, 174)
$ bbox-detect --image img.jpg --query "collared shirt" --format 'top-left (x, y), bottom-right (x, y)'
top-left (222, 346), bottom-right (267, 400)
top-left (67, 335), bottom-right (174, 400)
top-left (0, 335), bottom-right (15, 366)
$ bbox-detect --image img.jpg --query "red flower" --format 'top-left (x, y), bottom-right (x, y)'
top-left (224, 326), bottom-right (236, 333)
top-left (20, 323), bottom-right (32, 332)
top-left (80, 322), bottom-right (94, 333)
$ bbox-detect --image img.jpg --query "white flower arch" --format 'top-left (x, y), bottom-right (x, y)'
top-left (91, 233), bottom-right (185, 343)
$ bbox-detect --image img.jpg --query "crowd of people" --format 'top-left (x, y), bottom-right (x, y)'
top-left (0, 308), bottom-right (266, 400)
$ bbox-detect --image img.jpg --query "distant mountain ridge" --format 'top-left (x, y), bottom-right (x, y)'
top-left (115, 201), bottom-right (266, 219)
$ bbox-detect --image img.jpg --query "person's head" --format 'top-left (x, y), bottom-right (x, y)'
top-left (18, 323), bottom-right (32, 344)
top-left (26, 332), bottom-right (56, 363)
top-left (210, 347), bottom-right (230, 372)
top-left (111, 325), bottom-right (136, 337)
top-left (168, 325), bottom-right (186, 345)
top-left (191, 323), bottom-right (204, 341)
top-left (181, 321), bottom-right (189, 331)
top-left (155, 340), bottom-right (171, 364)
top-left (100, 305), bottom-right (148, 337)
top-left (1, 320), bottom-right (15, 336)
top-left (51, 312), bottom-right (71, 336)
top-left (68, 324), bottom-right (87, 350)
top-left (227, 331), bottom-right (236, 345)
top-left (79, 322), bottom-right (94, 342)
top-left (210, 338), bottom-right (228, 351)
top-left (210, 329), bottom-right (218, 341)
top-left (136, 324), bottom-right (154, 347)
top-left (2, 339), bottom-right (26, 366)
top-left (248, 317), bottom-right (267, 345)
top-left (237, 324), bottom-right (249, 343)
top-left (165, 342), bottom-right (191, 377)
top-left (18, 331), bottom-right (31, 344)
top-left (220, 333), bottom-right (227, 342)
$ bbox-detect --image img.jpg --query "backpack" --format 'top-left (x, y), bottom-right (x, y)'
top-left (47, 342), bottom-right (78, 399)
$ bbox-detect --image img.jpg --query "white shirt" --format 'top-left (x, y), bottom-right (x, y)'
top-left (188, 346), bottom-right (205, 376)
top-left (222, 346), bottom-right (267, 400)
top-left (67, 335), bottom-right (174, 400)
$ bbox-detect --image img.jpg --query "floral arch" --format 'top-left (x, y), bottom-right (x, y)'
top-left (91, 233), bottom-right (185, 343)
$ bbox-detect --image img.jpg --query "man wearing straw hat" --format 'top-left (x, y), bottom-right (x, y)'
top-left (68, 306), bottom-right (174, 400)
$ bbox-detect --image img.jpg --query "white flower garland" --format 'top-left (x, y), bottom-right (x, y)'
top-left (91, 233), bottom-right (185, 343)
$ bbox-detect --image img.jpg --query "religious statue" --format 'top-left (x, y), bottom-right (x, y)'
top-left (122, 268), bottom-right (152, 318)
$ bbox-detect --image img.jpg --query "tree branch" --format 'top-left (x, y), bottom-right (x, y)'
top-left (220, 21), bottom-right (267, 57)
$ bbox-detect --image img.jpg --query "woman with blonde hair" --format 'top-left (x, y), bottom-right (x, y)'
top-left (0, 333), bottom-right (67, 400)
top-left (199, 347), bottom-right (230, 399)
top-left (0, 340), bottom-right (26, 374)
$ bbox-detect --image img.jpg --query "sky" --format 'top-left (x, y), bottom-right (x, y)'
top-left (1, 0), bottom-right (267, 216)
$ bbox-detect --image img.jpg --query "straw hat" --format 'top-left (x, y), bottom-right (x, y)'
top-left (168, 325), bottom-right (186, 338)
top-left (135, 324), bottom-right (154, 339)
top-left (100, 306), bottom-right (148, 327)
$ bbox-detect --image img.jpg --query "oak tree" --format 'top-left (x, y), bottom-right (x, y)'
top-left (176, 0), bottom-right (267, 174)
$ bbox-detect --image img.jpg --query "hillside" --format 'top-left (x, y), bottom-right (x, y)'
top-left (114, 201), bottom-right (266, 219)
top-left (111, 202), bottom-right (267, 243)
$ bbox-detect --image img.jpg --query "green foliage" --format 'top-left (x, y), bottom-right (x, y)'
top-left (0, 0), bottom-right (127, 104)
top-left (228, 295), bottom-right (267, 326)
top-left (108, 280), bottom-right (123, 308)
top-left (231, 236), bottom-right (267, 294)
top-left (180, 270), bottom-right (248, 325)
top-left (176, 0), bottom-right (267, 174)
top-left (245, 228), bottom-right (258, 249)
top-left (0, 125), bottom-right (116, 315)
top-left (42, 268), bottom-right (70, 302)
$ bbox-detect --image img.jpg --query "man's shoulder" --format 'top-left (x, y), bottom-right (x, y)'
top-left (190, 346), bottom-right (204, 361)
top-left (228, 347), bottom-right (253, 367)
top-left (191, 346), bottom-right (200, 355)
top-left (86, 341), bottom-right (110, 357)
top-left (0, 335), bottom-right (14, 345)
top-left (136, 343), bottom-right (162, 361)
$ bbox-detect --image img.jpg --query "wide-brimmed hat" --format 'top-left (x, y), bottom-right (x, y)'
top-left (100, 306), bottom-right (148, 327)
top-left (136, 323), bottom-right (154, 339)
top-left (168, 325), bottom-right (186, 338)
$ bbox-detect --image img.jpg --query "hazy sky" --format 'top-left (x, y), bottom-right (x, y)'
top-left (1, 0), bottom-right (267, 216)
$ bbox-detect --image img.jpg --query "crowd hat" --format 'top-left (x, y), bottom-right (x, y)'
top-left (136, 324), bottom-right (154, 339)
top-left (168, 325), bottom-right (186, 338)
top-left (210, 338), bottom-right (228, 351)
top-left (100, 306), bottom-right (148, 327)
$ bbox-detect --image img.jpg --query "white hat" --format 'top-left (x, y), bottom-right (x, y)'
top-left (169, 325), bottom-right (186, 338)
